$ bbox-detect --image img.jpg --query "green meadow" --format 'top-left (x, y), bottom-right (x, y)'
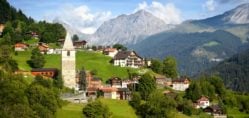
top-left (13, 50), bottom-right (143, 81)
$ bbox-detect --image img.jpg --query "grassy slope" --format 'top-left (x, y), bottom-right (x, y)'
top-left (13, 50), bottom-right (141, 81)
top-left (56, 103), bottom-right (84, 118)
top-left (100, 98), bottom-right (137, 118)
top-left (227, 108), bottom-right (249, 118)
top-left (56, 99), bottom-right (137, 118)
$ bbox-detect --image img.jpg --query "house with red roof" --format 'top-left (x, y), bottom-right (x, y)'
top-left (14, 43), bottom-right (29, 51)
top-left (103, 48), bottom-right (118, 57)
top-left (195, 96), bottom-right (210, 109)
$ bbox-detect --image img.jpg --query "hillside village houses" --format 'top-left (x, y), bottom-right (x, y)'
top-left (103, 48), bottom-right (118, 57)
top-left (14, 43), bottom-right (29, 51)
top-left (113, 51), bottom-right (145, 68)
top-left (195, 96), bottom-right (210, 109)
top-left (172, 77), bottom-right (190, 91)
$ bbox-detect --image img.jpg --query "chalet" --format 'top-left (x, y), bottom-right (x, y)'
top-left (73, 40), bottom-right (87, 49)
top-left (154, 75), bottom-right (172, 87)
top-left (0, 24), bottom-right (4, 35)
top-left (86, 72), bottom-right (102, 95)
top-left (113, 51), bottom-right (144, 68)
top-left (103, 48), bottom-right (118, 57)
top-left (195, 96), bottom-right (210, 109)
top-left (99, 87), bottom-right (118, 99)
top-left (14, 43), bottom-right (29, 51)
top-left (204, 105), bottom-right (224, 115)
top-left (31, 68), bottom-right (58, 78)
top-left (172, 77), bottom-right (190, 91)
top-left (38, 42), bottom-right (49, 54)
top-left (117, 88), bottom-right (131, 100)
top-left (57, 39), bottom-right (87, 49)
top-left (108, 77), bottom-right (122, 88)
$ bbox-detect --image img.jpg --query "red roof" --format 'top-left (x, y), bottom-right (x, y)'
top-left (100, 87), bottom-right (118, 92)
top-left (197, 96), bottom-right (209, 102)
top-left (15, 43), bottom-right (28, 48)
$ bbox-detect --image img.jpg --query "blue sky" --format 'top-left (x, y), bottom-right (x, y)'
top-left (8, 0), bottom-right (249, 34)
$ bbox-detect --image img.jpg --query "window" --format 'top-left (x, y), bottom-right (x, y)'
top-left (67, 51), bottom-right (70, 56)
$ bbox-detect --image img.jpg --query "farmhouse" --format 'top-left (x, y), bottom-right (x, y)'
top-left (103, 48), bottom-right (118, 57)
top-left (108, 77), bottom-right (122, 88)
top-left (117, 88), bottom-right (131, 100)
top-left (14, 43), bottom-right (28, 51)
top-left (195, 96), bottom-right (210, 109)
top-left (99, 87), bottom-right (118, 99)
top-left (57, 39), bottom-right (87, 49)
top-left (86, 72), bottom-right (102, 95)
top-left (31, 68), bottom-right (58, 78)
top-left (154, 75), bottom-right (172, 87)
top-left (172, 77), bottom-right (190, 91)
top-left (38, 42), bottom-right (49, 54)
top-left (113, 51), bottom-right (144, 68)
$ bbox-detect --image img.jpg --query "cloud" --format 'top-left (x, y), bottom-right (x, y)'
top-left (134, 1), bottom-right (182, 24)
top-left (203, 0), bottom-right (217, 12)
top-left (203, 0), bottom-right (248, 12)
top-left (44, 5), bottom-right (112, 34)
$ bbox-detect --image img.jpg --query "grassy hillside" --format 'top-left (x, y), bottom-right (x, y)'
top-left (56, 103), bottom-right (84, 118)
top-left (13, 50), bottom-right (143, 81)
top-left (56, 99), bottom-right (137, 118)
top-left (100, 98), bottom-right (137, 118)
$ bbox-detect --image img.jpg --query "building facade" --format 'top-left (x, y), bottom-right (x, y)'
top-left (113, 51), bottom-right (144, 68)
top-left (62, 32), bottom-right (77, 90)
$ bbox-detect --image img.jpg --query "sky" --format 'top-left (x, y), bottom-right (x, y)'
top-left (8, 0), bottom-right (249, 34)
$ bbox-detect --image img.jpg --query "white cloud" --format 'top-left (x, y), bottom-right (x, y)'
top-left (134, 1), bottom-right (182, 24)
top-left (44, 5), bottom-right (112, 34)
top-left (203, 0), bottom-right (217, 12)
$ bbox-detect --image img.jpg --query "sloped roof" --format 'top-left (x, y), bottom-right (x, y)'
top-left (114, 51), bottom-right (131, 59)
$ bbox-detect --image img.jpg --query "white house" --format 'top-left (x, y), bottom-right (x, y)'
top-left (195, 96), bottom-right (210, 109)
top-left (172, 78), bottom-right (190, 91)
top-left (14, 43), bottom-right (28, 51)
top-left (113, 51), bottom-right (144, 68)
top-left (103, 48), bottom-right (118, 58)
top-left (100, 87), bottom-right (118, 99)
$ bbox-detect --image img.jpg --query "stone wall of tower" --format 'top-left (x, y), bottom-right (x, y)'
top-left (62, 50), bottom-right (76, 89)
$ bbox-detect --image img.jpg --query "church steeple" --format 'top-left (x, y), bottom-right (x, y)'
top-left (63, 32), bottom-right (74, 50)
top-left (61, 31), bottom-right (77, 90)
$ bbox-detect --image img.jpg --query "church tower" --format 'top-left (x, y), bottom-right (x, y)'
top-left (62, 32), bottom-right (77, 89)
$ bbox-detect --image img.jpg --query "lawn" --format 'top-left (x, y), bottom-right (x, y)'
top-left (227, 107), bottom-right (249, 118)
top-left (100, 98), bottom-right (137, 118)
top-left (56, 98), bottom-right (137, 118)
top-left (56, 103), bottom-right (84, 118)
top-left (13, 50), bottom-right (143, 81)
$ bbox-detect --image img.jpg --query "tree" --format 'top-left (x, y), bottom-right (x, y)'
top-left (53, 72), bottom-right (63, 89)
top-left (0, 45), bottom-right (18, 72)
top-left (129, 92), bottom-right (141, 110)
top-left (113, 44), bottom-right (127, 51)
top-left (79, 67), bottom-right (87, 91)
top-left (83, 100), bottom-right (112, 118)
top-left (162, 56), bottom-right (178, 78)
top-left (72, 34), bottom-right (79, 42)
top-left (137, 91), bottom-right (176, 118)
top-left (185, 81), bottom-right (202, 101)
top-left (33, 75), bottom-right (53, 88)
top-left (150, 59), bottom-right (163, 74)
top-left (138, 73), bottom-right (156, 100)
top-left (29, 47), bottom-right (45, 68)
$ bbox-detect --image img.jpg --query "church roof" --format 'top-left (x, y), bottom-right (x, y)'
top-left (63, 32), bottom-right (75, 50)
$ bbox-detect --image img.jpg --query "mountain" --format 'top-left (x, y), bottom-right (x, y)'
top-left (191, 3), bottom-right (249, 26)
top-left (208, 47), bottom-right (249, 92)
top-left (89, 10), bottom-right (174, 45)
top-left (130, 3), bottom-right (249, 76)
top-left (131, 30), bottom-right (242, 76)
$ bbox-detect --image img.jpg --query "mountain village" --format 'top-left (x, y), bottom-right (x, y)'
top-left (1, 1), bottom-right (249, 118)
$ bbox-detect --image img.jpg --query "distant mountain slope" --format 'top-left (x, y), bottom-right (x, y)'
top-left (191, 3), bottom-right (249, 26)
top-left (131, 30), bottom-right (242, 76)
top-left (209, 48), bottom-right (249, 92)
top-left (90, 10), bottom-right (174, 45)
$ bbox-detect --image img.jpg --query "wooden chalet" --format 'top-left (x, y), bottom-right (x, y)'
top-left (31, 68), bottom-right (58, 78)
